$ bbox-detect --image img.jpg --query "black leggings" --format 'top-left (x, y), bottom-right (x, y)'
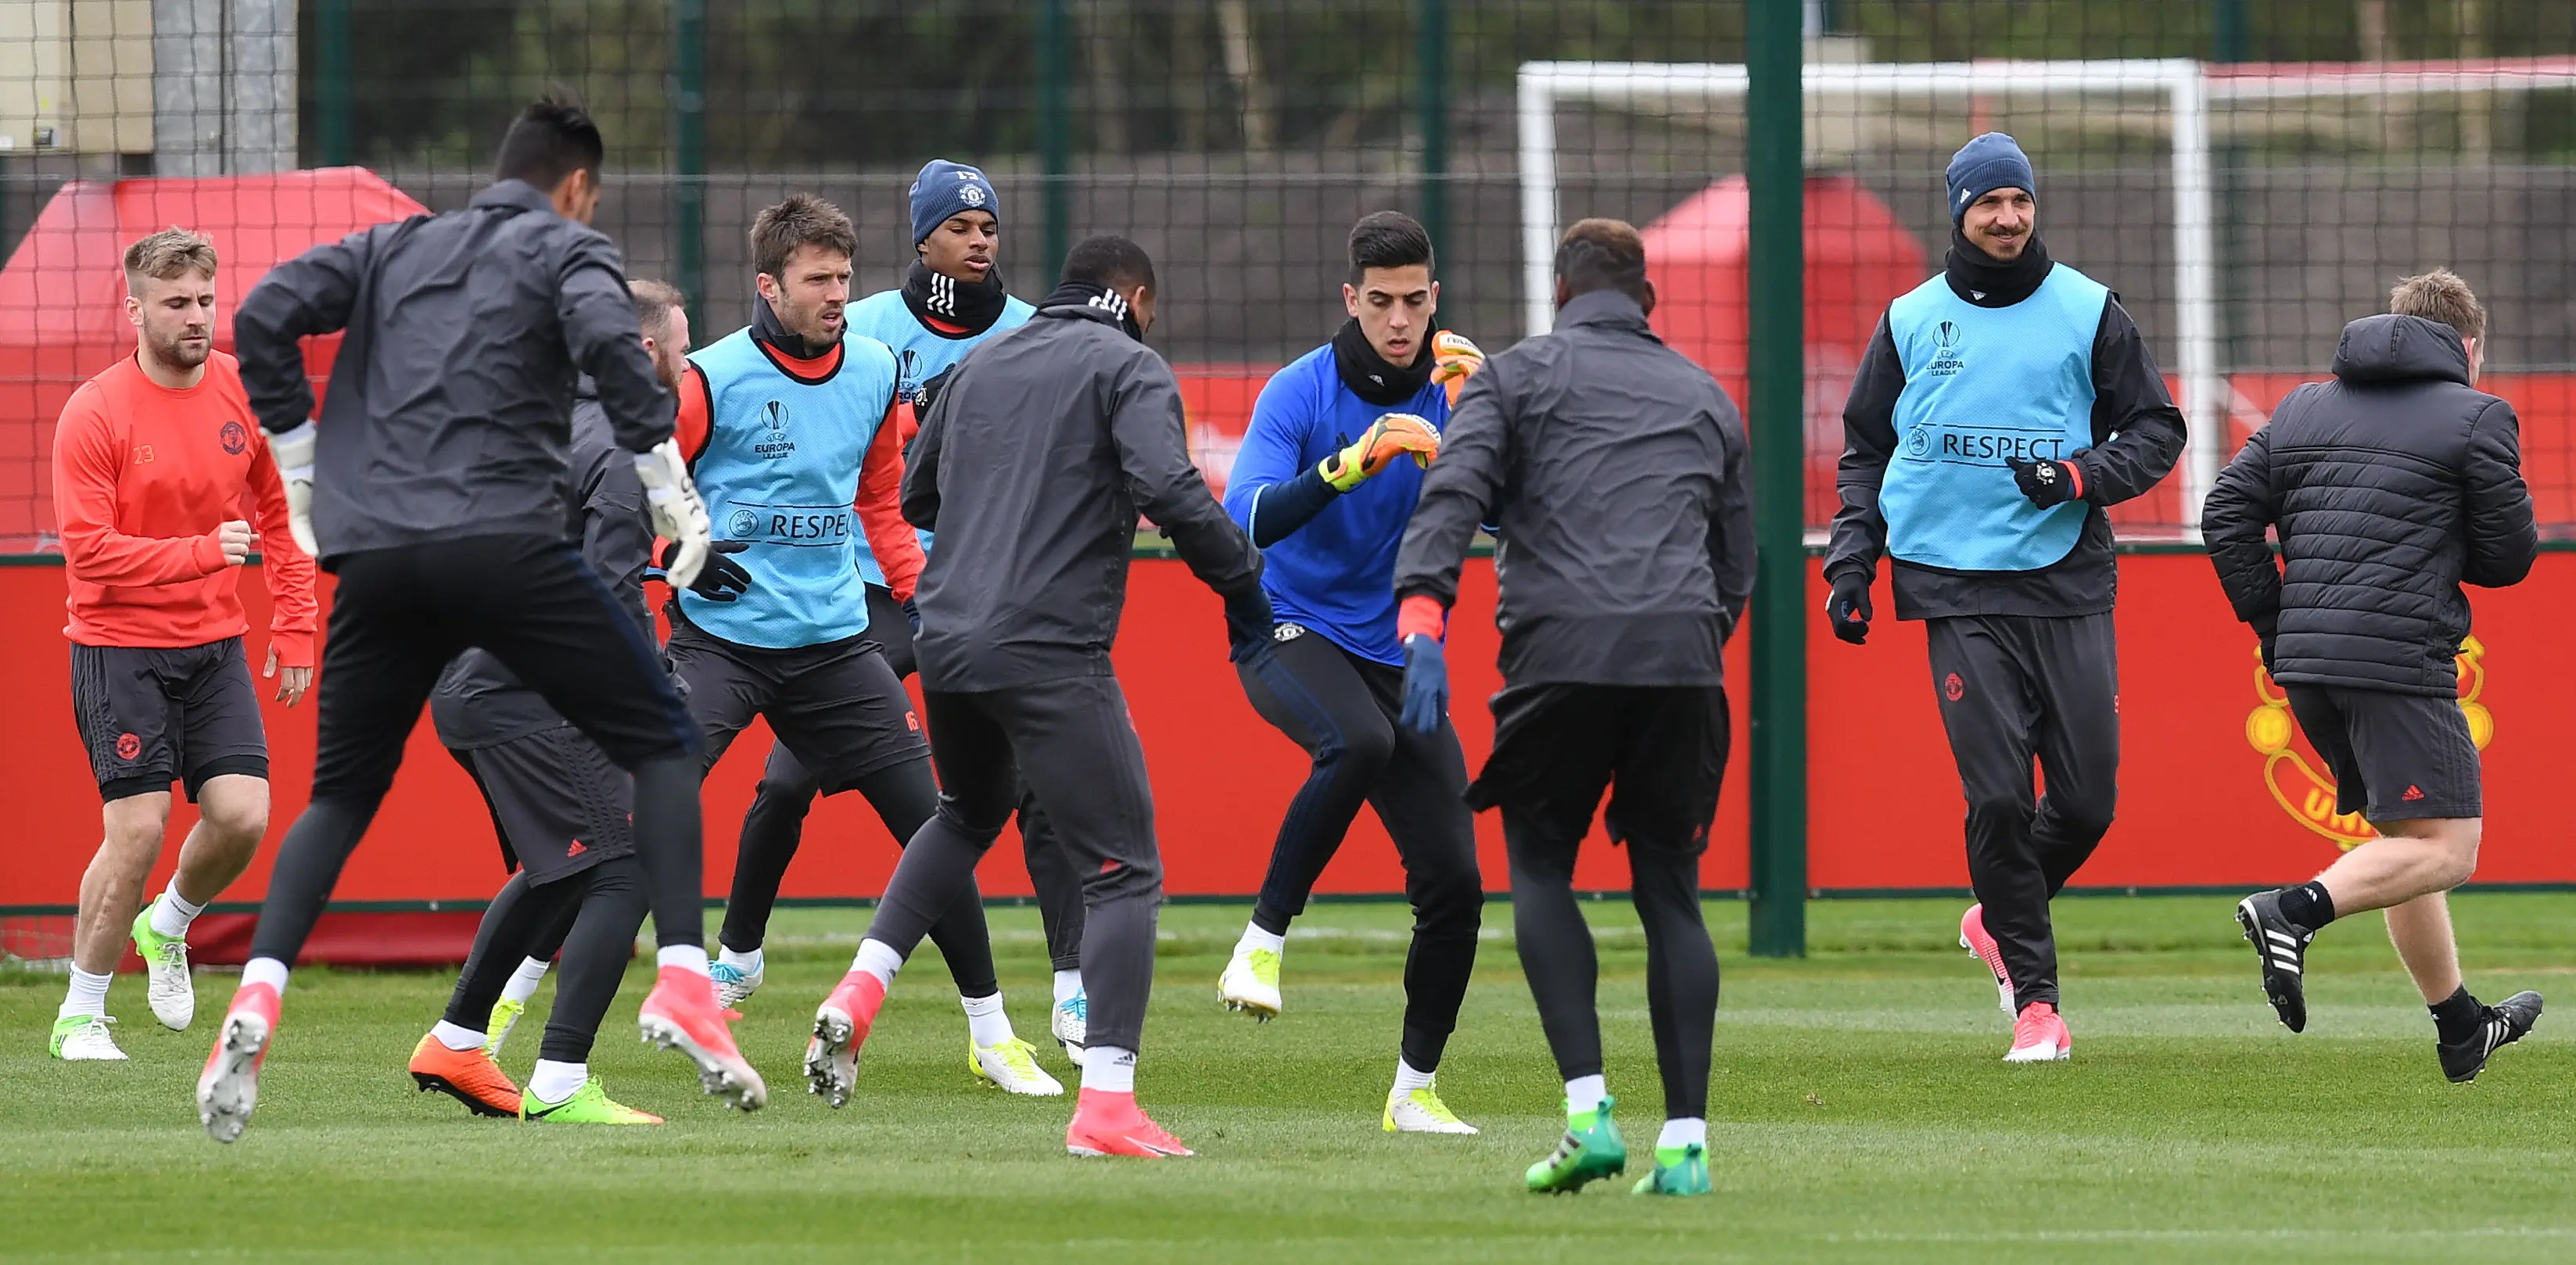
top-left (1236, 630), bottom-right (1482, 1070)
top-left (250, 537), bottom-right (704, 966)
top-left (723, 584), bottom-right (1084, 977)
top-left (442, 854), bottom-right (649, 1064)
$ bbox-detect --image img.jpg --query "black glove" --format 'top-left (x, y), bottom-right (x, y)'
top-left (915, 366), bottom-right (956, 417)
top-left (2251, 614), bottom-right (2279, 676)
top-left (2007, 456), bottom-right (2083, 509)
top-left (1224, 587), bottom-right (1276, 663)
top-left (1826, 571), bottom-right (1873, 646)
top-left (902, 597), bottom-right (922, 634)
top-left (687, 539), bottom-right (752, 601)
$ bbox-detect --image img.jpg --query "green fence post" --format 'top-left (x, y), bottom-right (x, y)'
top-left (1038, 0), bottom-right (1071, 277)
top-left (315, 0), bottom-right (352, 166)
top-left (672, 0), bottom-right (705, 308)
top-left (1417, 0), bottom-right (1448, 250)
top-left (2212, 0), bottom-right (2246, 367)
top-left (1745, 0), bottom-right (1807, 957)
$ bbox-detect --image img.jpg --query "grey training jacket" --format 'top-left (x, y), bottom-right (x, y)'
top-left (429, 387), bottom-right (658, 749)
top-left (234, 180), bottom-right (673, 561)
top-left (902, 300), bottom-right (1265, 693)
top-left (1394, 288), bottom-right (1755, 688)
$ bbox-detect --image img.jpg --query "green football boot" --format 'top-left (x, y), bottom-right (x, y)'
top-left (1524, 1094), bottom-right (1627, 1193)
top-left (483, 996), bottom-right (526, 1059)
top-left (522, 1077), bottom-right (662, 1124)
top-left (1632, 1142), bottom-right (1711, 1196)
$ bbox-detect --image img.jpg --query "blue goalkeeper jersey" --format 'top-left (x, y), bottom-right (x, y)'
top-left (1223, 343), bottom-right (1451, 668)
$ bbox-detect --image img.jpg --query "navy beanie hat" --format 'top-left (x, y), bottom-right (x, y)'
top-left (1945, 132), bottom-right (2035, 224)
top-left (910, 159), bottom-right (1000, 245)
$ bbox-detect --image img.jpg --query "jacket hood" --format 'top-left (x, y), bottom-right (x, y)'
top-left (2331, 314), bottom-right (2472, 386)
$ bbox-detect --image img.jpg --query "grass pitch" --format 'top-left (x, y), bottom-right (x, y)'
top-left (5, 894), bottom-right (2573, 1263)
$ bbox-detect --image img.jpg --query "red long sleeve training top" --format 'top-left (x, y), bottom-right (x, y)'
top-left (52, 351), bottom-right (320, 662)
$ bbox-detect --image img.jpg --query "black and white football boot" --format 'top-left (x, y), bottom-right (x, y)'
top-left (2237, 889), bottom-right (2316, 1033)
top-left (2438, 990), bottom-right (2543, 1084)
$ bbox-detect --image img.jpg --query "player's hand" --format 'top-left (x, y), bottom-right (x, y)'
top-left (1223, 587), bottom-right (1276, 664)
top-left (213, 519), bottom-right (253, 567)
top-left (267, 422), bottom-right (321, 557)
top-left (264, 643), bottom-right (312, 707)
top-left (2007, 455), bottom-right (2083, 509)
top-left (1318, 413), bottom-right (1440, 492)
top-left (1429, 331), bottom-right (1484, 407)
top-left (902, 597), bottom-right (922, 634)
top-left (1398, 633), bottom-right (1449, 733)
top-left (687, 540), bottom-right (752, 602)
top-left (635, 439), bottom-right (713, 589)
top-left (1827, 571), bottom-right (1873, 646)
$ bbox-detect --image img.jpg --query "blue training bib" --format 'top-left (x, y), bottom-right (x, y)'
top-left (1878, 264), bottom-right (2107, 573)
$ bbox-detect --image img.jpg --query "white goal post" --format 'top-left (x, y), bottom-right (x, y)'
top-left (1519, 57), bottom-right (2576, 532)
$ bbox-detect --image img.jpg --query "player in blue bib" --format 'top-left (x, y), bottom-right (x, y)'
top-left (1215, 212), bottom-right (1488, 1134)
top-left (715, 164), bottom-right (1095, 1065)
top-left (1824, 134), bottom-right (2185, 1063)
top-left (667, 193), bottom-right (1060, 1095)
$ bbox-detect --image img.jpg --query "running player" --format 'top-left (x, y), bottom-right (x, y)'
top-left (1216, 211), bottom-right (1485, 1134)
top-left (1395, 218), bottom-right (1752, 1197)
top-left (716, 161), bottom-right (1092, 1061)
top-left (206, 90), bottom-right (751, 1143)
top-left (1824, 133), bottom-right (2184, 1062)
top-left (670, 193), bottom-right (1058, 1095)
top-left (2211, 271), bottom-right (2543, 1080)
top-left (48, 228), bottom-right (317, 1061)
top-left (805, 236), bottom-right (1272, 1159)
top-left (406, 280), bottom-right (732, 1124)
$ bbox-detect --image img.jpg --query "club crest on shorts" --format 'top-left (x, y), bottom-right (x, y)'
top-left (1943, 672), bottom-right (1964, 701)
top-left (115, 732), bottom-right (141, 761)
top-left (1273, 622), bottom-right (1306, 643)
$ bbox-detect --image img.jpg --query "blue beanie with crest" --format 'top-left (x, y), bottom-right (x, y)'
top-left (911, 159), bottom-right (1000, 245)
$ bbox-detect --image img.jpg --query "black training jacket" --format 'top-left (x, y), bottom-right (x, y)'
top-left (1825, 288), bottom-right (2185, 620)
top-left (2203, 314), bottom-right (2535, 696)
top-left (428, 385), bottom-right (658, 749)
top-left (234, 181), bottom-right (672, 561)
top-left (1393, 288), bottom-right (1755, 688)
top-left (901, 299), bottom-right (1265, 692)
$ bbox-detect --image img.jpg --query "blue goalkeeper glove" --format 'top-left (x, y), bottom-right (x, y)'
top-left (1398, 633), bottom-right (1448, 733)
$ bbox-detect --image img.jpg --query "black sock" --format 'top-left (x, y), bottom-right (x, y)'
top-left (2430, 985), bottom-right (2484, 1045)
top-left (2277, 880), bottom-right (2337, 930)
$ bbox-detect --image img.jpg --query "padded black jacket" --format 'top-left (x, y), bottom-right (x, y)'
top-left (2202, 314), bottom-right (2535, 695)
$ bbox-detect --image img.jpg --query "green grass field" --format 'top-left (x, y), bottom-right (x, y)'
top-left (5, 894), bottom-right (2573, 1263)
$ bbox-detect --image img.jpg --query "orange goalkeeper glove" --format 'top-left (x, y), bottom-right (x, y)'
top-left (1318, 412), bottom-right (1440, 492)
top-left (1428, 331), bottom-right (1484, 407)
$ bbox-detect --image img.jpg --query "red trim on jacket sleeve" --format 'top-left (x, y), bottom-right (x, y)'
top-left (1397, 594), bottom-right (1448, 641)
top-left (854, 396), bottom-right (926, 602)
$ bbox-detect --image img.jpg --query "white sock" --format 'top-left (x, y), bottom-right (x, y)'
top-left (850, 938), bottom-right (903, 986)
top-left (655, 944), bottom-right (711, 977)
top-left (149, 885), bottom-right (206, 940)
top-left (1564, 1074), bottom-right (1607, 1116)
top-left (432, 1020), bottom-right (485, 1052)
top-left (1236, 922), bottom-right (1286, 957)
top-left (501, 958), bottom-right (550, 1006)
top-left (59, 967), bottom-right (112, 1020)
top-left (242, 956), bottom-right (290, 994)
top-left (717, 945), bottom-right (764, 976)
top-left (1657, 1117), bottom-right (1707, 1152)
top-left (1053, 969), bottom-right (1083, 1006)
top-left (1391, 1057), bottom-right (1435, 1095)
top-left (962, 992), bottom-right (1014, 1047)
top-left (528, 1059), bottom-right (589, 1104)
top-left (1082, 1044), bottom-right (1136, 1094)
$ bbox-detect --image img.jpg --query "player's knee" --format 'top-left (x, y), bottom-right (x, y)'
top-left (2050, 793), bottom-right (2115, 845)
top-left (196, 779), bottom-right (271, 844)
top-left (1410, 859), bottom-right (1485, 930)
top-left (1084, 853), bottom-right (1162, 904)
top-left (1963, 792), bottom-right (2032, 832)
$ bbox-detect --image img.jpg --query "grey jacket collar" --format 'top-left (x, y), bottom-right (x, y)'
top-left (471, 179), bottom-right (558, 216)
top-left (1556, 288), bottom-right (1656, 336)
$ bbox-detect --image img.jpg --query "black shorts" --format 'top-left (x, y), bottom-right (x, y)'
top-left (450, 729), bottom-right (634, 885)
top-left (70, 637), bottom-right (269, 803)
top-left (2285, 685), bottom-right (2481, 822)
top-left (1467, 681), bottom-right (1730, 855)
top-left (666, 616), bottom-right (927, 793)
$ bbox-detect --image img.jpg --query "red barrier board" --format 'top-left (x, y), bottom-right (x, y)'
top-left (2, 553), bottom-right (2567, 926)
